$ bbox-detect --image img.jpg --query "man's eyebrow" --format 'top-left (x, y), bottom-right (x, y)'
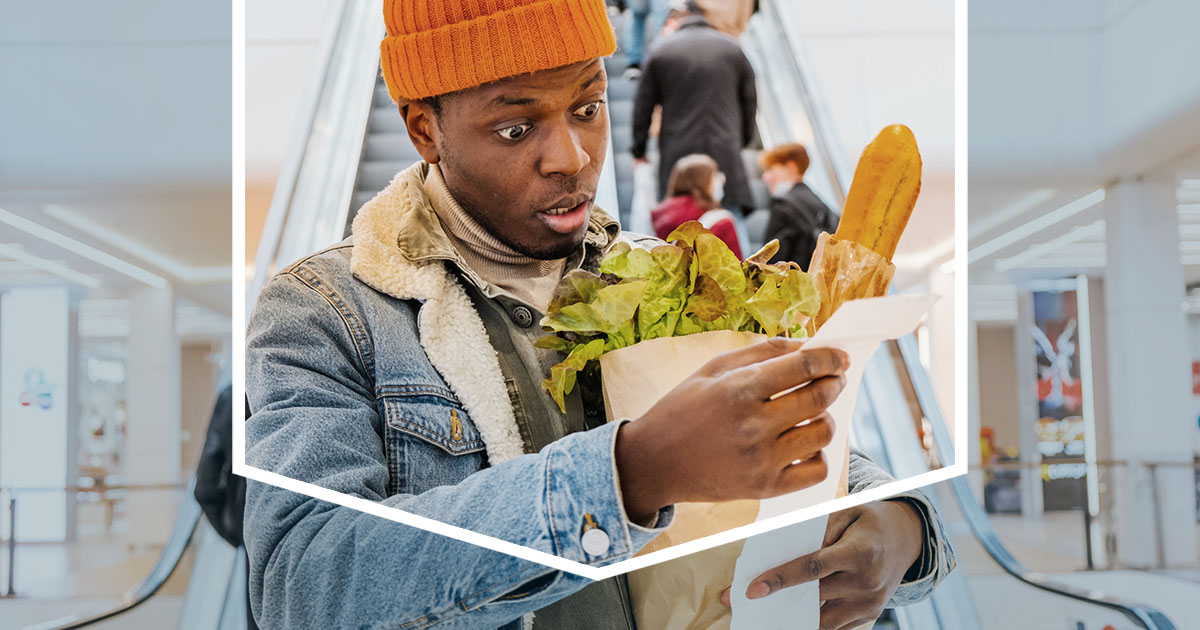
top-left (490, 95), bottom-right (540, 107)
top-left (487, 70), bottom-right (604, 107)
top-left (578, 70), bottom-right (603, 93)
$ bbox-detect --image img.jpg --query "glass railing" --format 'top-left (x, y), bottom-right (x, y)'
top-left (966, 459), bottom-right (1200, 573)
top-left (3, 480), bottom-right (201, 630)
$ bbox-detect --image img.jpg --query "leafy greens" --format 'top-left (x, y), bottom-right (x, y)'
top-left (537, 221), bottom-right (820, 412)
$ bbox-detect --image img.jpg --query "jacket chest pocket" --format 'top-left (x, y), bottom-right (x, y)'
top-left (379, 389), bottom-right (486, 497)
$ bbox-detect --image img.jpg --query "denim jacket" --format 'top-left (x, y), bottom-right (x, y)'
top-left (244, 163), bottom-right (955, 630)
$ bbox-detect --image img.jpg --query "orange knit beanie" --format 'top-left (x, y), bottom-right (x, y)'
top-left (381, 0), bottom-right (617, 102)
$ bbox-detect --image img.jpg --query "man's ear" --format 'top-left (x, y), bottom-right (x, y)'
top-left (399, 101), bottom-right (441, 164)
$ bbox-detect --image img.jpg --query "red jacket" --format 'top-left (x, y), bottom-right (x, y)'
top-left (651, 195), bottom-right (744, 259)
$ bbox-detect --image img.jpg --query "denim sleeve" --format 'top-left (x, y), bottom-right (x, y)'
top-left (847, 449), bottom-right (957, 607)
top-left (244, 272), bottom-right (672, 630)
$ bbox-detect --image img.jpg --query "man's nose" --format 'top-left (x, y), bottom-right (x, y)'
top-left (538, 120), bottom-right (590, 178)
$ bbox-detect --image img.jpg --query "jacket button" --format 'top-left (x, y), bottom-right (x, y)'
top-left (512, 306), bottom-right (533, 328)
top-left (581, 527), bottom-right (611, 557)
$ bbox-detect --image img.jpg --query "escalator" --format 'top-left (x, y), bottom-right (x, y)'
top-left (39, 1), bottom-right (1177, 628)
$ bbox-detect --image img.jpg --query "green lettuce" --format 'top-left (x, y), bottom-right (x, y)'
top-left (537, 221), bottom-right (820, 411)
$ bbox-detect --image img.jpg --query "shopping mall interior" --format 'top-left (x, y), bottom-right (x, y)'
top-left (0, 0), bottom-right (1198, 629)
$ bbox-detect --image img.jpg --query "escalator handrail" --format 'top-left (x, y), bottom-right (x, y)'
top-left (756, 2), bottom-right (1175, 628)
top-left (756, 0), bottom-right (848, 210)
top-left (23, 477), bottom-right (203, 630)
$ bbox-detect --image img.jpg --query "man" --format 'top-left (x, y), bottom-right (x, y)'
top-left (692, 0), bottom-right (757, 38)
top-left (761, 142), bottom-right (840, 270)
top-left (245, 1), bottom-right (954, 629)
top-left (631, 1), bottom-right (758, 215)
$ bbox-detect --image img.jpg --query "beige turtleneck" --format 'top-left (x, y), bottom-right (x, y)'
top-left (424, 164), bottom-right (569, 311)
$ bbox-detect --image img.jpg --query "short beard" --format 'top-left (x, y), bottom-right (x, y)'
top-left (458, 196), bottom-right (587, 260)
top-left (437, 129), bottom-right (586, 261)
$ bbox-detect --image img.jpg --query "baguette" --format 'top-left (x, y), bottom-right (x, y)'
top-left (833, 124), bottom-right (922, 261)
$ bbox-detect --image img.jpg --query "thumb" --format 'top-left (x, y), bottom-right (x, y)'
top-left (699, 337), bottom-right (805, 376)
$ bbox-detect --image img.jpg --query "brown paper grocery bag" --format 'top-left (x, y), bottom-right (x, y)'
top-left (600, 330), bottom-right (851, 629)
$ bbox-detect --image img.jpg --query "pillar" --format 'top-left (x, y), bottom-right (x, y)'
top-left (1014, 291), bottom-right (1044, 518)
top-left (124, 286), bottom-right (181, 546)
top-left (0, 288), bottom-right (72, 541)
top-left (1103, 176), bottom-right (1197, 568)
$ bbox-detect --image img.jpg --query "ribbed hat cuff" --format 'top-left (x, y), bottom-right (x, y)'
top-left (381, 0), bottom-right (616, 101)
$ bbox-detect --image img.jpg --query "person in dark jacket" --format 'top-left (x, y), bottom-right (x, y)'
top-left (760, 143), bottom-right (839, 270)
top-left (631, 3), bottom-right (758, 215)
top-left (194, 384), bottom-right (258, 630)
top-left (652, 153), bottom-right (743, 258)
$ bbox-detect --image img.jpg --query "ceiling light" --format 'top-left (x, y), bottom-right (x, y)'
top-left (0, 243), bottom-right (102, 288)
top-left (969, 189), bottom-right (1106, 264)
top-left (0, 207), bottom-right (166, 287)
top-left (42, 205), bottom-right (229, 284)
top-left (968, 188), bottom-right (1056, 242)
top-left (994, 220), bottom-right (1106, 272)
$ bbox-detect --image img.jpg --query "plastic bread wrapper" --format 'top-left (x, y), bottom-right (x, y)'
top-left (804, 232), bottom-right (896, 336)
top-left (601, 293), bottom-right (935, 630)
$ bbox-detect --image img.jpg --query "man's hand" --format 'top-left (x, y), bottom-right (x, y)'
top-left (615, 338), bottom-right (848, 522)
top-left (718, 501), bottom-right (925, 630)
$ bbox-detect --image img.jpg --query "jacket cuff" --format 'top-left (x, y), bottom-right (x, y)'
top-left (542, 419), bottom-right (673, 566)
top-left (884, 492), bottom-right (944, 606)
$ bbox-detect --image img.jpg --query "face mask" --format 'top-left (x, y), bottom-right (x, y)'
top-left (770, 181), bottom-right (794, 196)
top-left (711, 176), bottom-right (725, 204)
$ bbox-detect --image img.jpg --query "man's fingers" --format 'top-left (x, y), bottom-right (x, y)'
top-left (746, 535), bottom-right (858, 599)
top-left (775, 413), bottom-right (834, 462)
top-left (771, 452), bottom-right (828, 495)
top-left (719, 587), bottom-right (731, 607)
top-left (816, 571), bottom-right (860, 602)
top-left (819, 599), bottom-right (880, 630)
top-left (701, 337), bottom-right (806, 375)
top-left (749, 347), bottom-right (849, 401)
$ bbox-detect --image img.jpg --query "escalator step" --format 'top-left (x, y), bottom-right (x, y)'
top-left (608, 100), bottom-right (633, 131)
top-left (606, 78), bottom-right (638, 102)
top-left (374, 82), bottom-right (394, 108)
top-left (610, 126), bottom-right (633, 155)
top-left (750, 179), bottom-right (770, 211)
top-left (364, 133), bottom-right (423, 163)
top-left (352, 190), bottom-right (376, 215)
top-left (370, 107), bottom-right (408, 134)
top-left (359, 161), bottom-right (409, 192)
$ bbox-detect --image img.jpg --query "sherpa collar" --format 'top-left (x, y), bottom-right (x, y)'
top-left (347, 162), bottom-right (620, 466)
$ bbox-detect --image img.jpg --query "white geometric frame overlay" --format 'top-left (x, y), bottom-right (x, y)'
top-left (229, 0), bottom-right (969, 581)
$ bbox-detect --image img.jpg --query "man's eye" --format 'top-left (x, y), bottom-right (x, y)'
top-left (574, 100), bottom-right (604, 118)
top-left (497, 123), bottom-right (531, 141)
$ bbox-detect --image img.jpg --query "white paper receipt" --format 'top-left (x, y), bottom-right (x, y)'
top-left (730, 294), bottom-right (938, 630)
